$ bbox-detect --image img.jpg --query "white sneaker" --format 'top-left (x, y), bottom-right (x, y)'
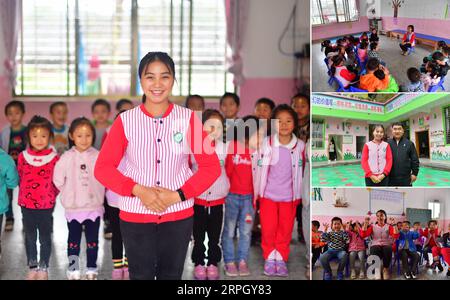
top-left (359, 272), bottom-right (365, 279)
top-left (350, 270), bottom-right (356, 279)
top-left (86, 270), bottom-right (98, 280)
top-left (67, 270), bottom-right (81, 280)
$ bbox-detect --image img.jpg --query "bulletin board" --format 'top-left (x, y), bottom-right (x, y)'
top-left (406, 208), bottom-right (432, 226)
top-left (369, 189), bottom-right (404, 216)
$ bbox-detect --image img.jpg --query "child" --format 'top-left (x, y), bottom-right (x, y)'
top-left (0, 147), bottom-right (19, 258)
top-left (0, 100), bottom-right (27, 231)
top-left (441, 224), bottom-right (450, 277)
top-left (311, 220), bottom-right (326, 268)
top-left (361, 124), bottom-right (392, 186)
top-left (49, 101), bottom-right (69, 155)
top-left (345, 221), bottom-right (366, 279)
top-left (320, 217), bottom-right (349, 280)
top-left (359, 58), bottom-right (390, 92)
top-left (326, 46), bottom-right (346, 66)
top-left (18, 116), bottom-right (59, 280)
top-left (222, 115), bottom-right (263, 277)
top-left (330, 55), bottom-right (357, 89)
top-left (220, 92), bottom-right (240, 141)
top-left (367, 42), bottom-right (385, 66)
top-left (185, 94), bottom-right (206, 112)
top-left (413, 222), bottom-right (424, 252)
top-left (397, 221), bottom-right (420, 279)
top-left (191, 109), bottom-right (229, 280)
top-left (321, 40), bottom-right (335, 56)
top-left (360, 32), bottom-right (369, 44)
top-left (357, 40), bottom-right (369, 63)
top-left (255, 104), bottom-right (304, 277)
top-left (291, 93), bottom-right (309, 143)
top-left (421, 220), bottom-right (443, 271)
top-left (91, 98), bottom-right (111, 150)
top-left (421, 61), bottom-right (442, 91)
top-left (115, 98), bottom-right (134, 113)
top-left (53, 117), bottom-right (105, 280)
top-left (94, 52), bottom-right (220, 280)
top-left (369, 28), bottom-right (379, 44)
top-left (254, 98), bottom-right (275, 121)
top-left (403, 67), bottom-right (425, 92)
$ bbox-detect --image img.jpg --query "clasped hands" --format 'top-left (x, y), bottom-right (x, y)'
top-left (370, 173), bottom-right (385, 183)
top-left (132, 184), bottom-right (181, 213)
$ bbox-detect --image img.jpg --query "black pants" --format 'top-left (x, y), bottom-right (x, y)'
top-left (120, 217), bottom-right (193, 280)
top-left (103, 198), bottom-right (112, 233)
top-left (400, 249), bottom-right (419, 274)
top-left (370, 245), bottom-right (393, 268)
top-left (296, 203), bottom-right (303, 241)
top-left (67, 217), bottom-right (100, 269)
top-left (389, 177), bottom-right (412, 187)
top-left (312, 246), bottom-right (322, 267)
top-left (400, 42), bottom-right (412, 52)
top-left (192, 205), bottom-right (223, 266)
top-left (365, 176), bottom-right (389, 186)
top-left (22, 207), bottom-right (53, 269)
top-left (109, 206), bottom-right (125, 261)
top-left (5, 189), bottom-right (13, 220)
top-left (329, 152), bottom-right (336, 161)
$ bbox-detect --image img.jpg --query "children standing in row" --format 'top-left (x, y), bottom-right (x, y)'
top-left (53, 118), bottom-right (105, 280)
top-left (18, 116), bottom-right (59, 280)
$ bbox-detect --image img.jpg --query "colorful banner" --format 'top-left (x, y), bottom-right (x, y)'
top-left (312, 94), bottom-right (384, 114)
top-left (385, 94), bottom-right (419, 112)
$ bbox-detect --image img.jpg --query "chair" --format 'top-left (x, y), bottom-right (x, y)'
top-left (335, 77), bottom-right (368, 92)
top-left (428, 76), bottom-right (446, 92)
top-left (356, 55), bottom-right (367, 75)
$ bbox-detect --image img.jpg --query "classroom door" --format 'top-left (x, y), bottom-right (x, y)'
top-left (415, 131), bottom-right (430, 159)
top-left (356, 136), bottom-right (366, 159)
top-left (329, 135), bottom-right (343, 161)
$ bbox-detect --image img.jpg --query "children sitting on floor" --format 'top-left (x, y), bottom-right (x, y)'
top-left (402, 67), bottom-right (425, 92)
top-left (330, 55), bottom-right (358, 89)
top-left (359, 58), bottom-right (391, 92)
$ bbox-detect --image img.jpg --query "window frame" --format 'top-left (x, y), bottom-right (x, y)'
top-left (312, 118), bottom-right (326, 150)
top-left (311, 0), bottom-right (360, 27)
top-left (14, 0), bottom-right (233, 99)
top-left (443, 105), bottom-right (450, 146)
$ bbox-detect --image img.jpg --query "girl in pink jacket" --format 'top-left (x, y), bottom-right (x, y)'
top-left (53, 117), bottom-right (105, 280)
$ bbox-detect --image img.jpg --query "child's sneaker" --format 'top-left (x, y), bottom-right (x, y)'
top-left (111, 268), bottom-right (123, 280)
top-left (67, 270), bottom-right (81, 280)
top-left (324, 272), bottom-right (332, 280)
top-left (337, 272), bottom-right (344, 280)
top-left (275, 261), bottom-right (288, 277)
top-left (194, 265), bottom-right (207, 280)
top-left (4, 219), bottom-right (14, 232)
top-left (26, 269), bottom-right (38, 280)
top-left (36, 269), bottom-right (48, 280)
top-left (436, 262), bottom-right (444, 272)
top-left (359, 272), bottom-right (365, 279)
top-left (411, 272), bottom-right (417, 279)
top-left (206, 265), bottom-right (219, 280)
top-left (224, 262), bottom-right (238, 277)
top-left (86, 270), bottom-right (98, 280)
top-left (238, 260), bottom-right (250, 276)
top-left (404, 272), bottom-right (411, 280)
top-left (350, 270), bottom-right (356, 279)
top-left (123, 267), bottom-right (130, 280)
top-left (263, 260), bottom-right (276, 276)
top-left (382, 267), bottom-right (390, 280)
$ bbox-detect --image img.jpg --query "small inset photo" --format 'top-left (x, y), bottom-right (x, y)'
top-left (311, 93), bottom-right (450, 187)
top-left (311, 187), bottom-right (450, 280)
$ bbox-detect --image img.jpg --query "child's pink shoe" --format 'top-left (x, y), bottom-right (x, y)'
top-left (224, 262), bottom-right (239, 277)
top-left (123, 267), bottom-right (130, 280)
top-left (275, 261), bottom-right (289, 277)
top-left (26, 269), bottom-right (38, 280)
top-left (263, 260), bottom-right (277, 276)
top-left (111, 268), bottom-right (123, 280)
top-left (206, 265), bottom-right (219, 280)
top-left (238, 260), bottom-right (251, 276)
top-left (194, 265), bottom-right (207, 280)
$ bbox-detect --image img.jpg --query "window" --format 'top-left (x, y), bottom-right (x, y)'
top-left (428, 201), bottom-right (440, 219)
top-left (15, 0), bottom-right (233, 97)
top-left (312, 119), bottom-right (325, 149)
top-left (312, 0), bottom-right (359, 26)
top-left (444, 106), bottom-right (450, 145)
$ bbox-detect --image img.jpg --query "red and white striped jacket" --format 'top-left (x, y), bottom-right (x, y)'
top-left (191, 140), bottom-right (230, 206)
top-left (361, 141), bottom-right (393, 177)
top-left (252, 134), bottom-right (305, 205)
top-left (94, 103), bottom-right (220, 223)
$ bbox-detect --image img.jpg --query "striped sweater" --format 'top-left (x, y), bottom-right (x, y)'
top-left (361, 141), bottom-right (393, 177)
top-left (94, 103), bottom-right (221, 223)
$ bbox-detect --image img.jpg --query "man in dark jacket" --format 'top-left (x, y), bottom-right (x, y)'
top-left (387, 122), bottom-right (420, 186)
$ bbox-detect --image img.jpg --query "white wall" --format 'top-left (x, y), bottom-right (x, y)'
top-left (243, 0), bottom-right (309, 78)
top-left (380, 0), bottom-right (449, 19)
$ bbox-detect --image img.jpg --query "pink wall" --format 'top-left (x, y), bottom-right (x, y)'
top-left (312, 17), bottom-right (369, 41)
top-left (382, 17), bottom-right (450, 39)
top-left (238, 77), bottom-right (298, 116)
